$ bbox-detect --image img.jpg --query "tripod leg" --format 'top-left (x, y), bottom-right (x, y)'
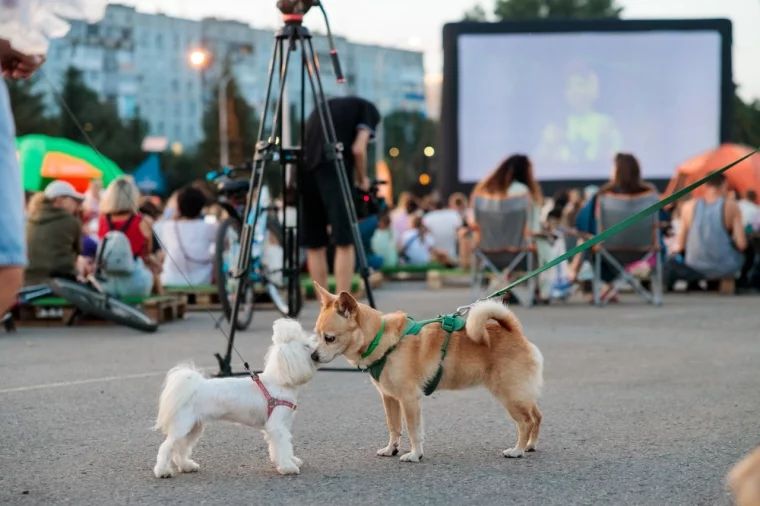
top-left (219, 36), bottom-right (294, 376)
top-left (299, 35), bottom-right (376, 308)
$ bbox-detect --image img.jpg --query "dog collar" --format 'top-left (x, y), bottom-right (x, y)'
top-left (361, 319), bottom-right (385, 359)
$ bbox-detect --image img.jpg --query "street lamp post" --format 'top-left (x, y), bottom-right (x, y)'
top-left (218, 72), bottom-right (231, 169)
top-left (190, 48), bottom-right (232, 169)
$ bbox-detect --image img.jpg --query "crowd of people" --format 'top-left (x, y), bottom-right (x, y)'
top-left (22, 176), bottom-right (219, 298)
top-left (361, 151), bottom-right (760, 302)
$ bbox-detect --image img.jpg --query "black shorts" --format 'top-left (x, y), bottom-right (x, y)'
top-left (300, 165), bottom-right (353, 249)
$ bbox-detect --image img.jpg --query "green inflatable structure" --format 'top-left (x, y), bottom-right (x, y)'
top-left (16, 135), bottom-right (124, 193)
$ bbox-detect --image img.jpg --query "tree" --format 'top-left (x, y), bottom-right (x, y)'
top-left (200, 74), bottom-right (259, 170)
top-left (492, 0), bottom-right (623, 19)
top-left (7, 78), bottom-right (59, 137)
top-left (382, 110), bottom-right (438, 198)
top-left (464, 4), bottom-right (489, 21)
top-left (56, 66), bottom-right (148, 172)
top-left (733, 89), bottom-right (760, 148)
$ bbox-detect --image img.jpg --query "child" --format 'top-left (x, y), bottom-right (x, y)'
top-left (370, 212), bottom-right (398, 268)
top-left (537, 208), bottom-right (572, 302)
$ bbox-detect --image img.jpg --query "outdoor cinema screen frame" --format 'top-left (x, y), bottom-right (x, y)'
top-left (439, 18), bottom-right (733, 197)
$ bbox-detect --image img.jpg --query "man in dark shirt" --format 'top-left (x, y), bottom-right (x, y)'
top-left (301, 96), bottom-right (381, 294)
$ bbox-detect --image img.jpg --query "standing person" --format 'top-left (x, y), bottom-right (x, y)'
top-left (301, 96), bottom-right (381, 294)
top-left (0, 37), bottom-right (45, 313)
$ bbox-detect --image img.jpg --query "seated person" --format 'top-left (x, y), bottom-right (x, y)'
top-left (25, 181), bottom-right (85, 285)
top-left (422, 193), bottom-right (468, 263)
top-left (154, 186), bottom-right (217, 287)
top-left (370, 212), bottom-right (398, 268)
top-left (399, 215), bottom-right (454, 267)
top-left (666, 172), bottom-right (747, 289)
top-left (97, 177), bottom-right (158, 298)
top-left (573, 153), bottom-right (665, 301)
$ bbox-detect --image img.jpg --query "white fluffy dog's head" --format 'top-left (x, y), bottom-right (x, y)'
top-left (263, 318), bottom-right (318, 387)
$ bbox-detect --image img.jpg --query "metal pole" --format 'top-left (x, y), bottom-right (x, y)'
top-left (282, 85), bottom-right (294, 186)
top-left (219, 74), bottom-right (231, 168)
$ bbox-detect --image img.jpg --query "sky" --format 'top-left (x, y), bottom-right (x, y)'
top-left (117, 0), bottom-right (760, 100)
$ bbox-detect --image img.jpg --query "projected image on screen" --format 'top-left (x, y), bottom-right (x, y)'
top-left (457, 32), bottom-right (722, 182)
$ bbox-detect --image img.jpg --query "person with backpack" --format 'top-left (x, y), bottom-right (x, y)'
top-left (96, 177), bottom-right (158, 298)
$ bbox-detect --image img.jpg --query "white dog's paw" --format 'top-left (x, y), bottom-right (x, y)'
top-left (399, 451), bottom-right (423, 463)
top-left (177, 459), bottom-right (200, 473)
top-left (277, 463), bottom-right (301, 475)
top-left (291, 456), bottom-right (303, 467)
top-left (154, 465), bottom-right (173, 478)
top-left (503, 448), bottom-right (525, 458)
top-left (376, 444), bottom-right (399, 457)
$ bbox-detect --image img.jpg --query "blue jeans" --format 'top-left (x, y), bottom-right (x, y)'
top-left (0, 80), bottom-right (26, 267)
top-left (357, 216), bottom-right (382, 270)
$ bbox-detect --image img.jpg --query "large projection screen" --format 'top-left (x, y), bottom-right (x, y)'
top-left (440, 19), bottom-right (733, 195)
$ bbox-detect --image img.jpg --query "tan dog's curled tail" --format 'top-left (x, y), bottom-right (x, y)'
top-left (465, 299), bottom-right (522, 345)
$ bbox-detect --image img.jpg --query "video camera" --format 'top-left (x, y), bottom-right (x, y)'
top-left (354, 180), bottom-right (387, 220)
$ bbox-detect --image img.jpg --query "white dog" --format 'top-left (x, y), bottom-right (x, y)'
top-left (153, 318), bottom-right (318, 477)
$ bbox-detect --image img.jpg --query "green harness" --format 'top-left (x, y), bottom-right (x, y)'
top-left (359, 314), bottom-right (466, 396)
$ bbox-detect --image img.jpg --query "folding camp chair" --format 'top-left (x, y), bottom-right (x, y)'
top-left (471, 194), bottom-right (536, 307)
top-left (593, 191), bottom-right (664, 306)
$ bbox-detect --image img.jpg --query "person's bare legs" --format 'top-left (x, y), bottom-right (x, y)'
top-left (307, 248), bottom-right (329, 292)
top-left (0, 266), bottom-right (23, 314)
top-left (333, 245), bottom-right (356, 294)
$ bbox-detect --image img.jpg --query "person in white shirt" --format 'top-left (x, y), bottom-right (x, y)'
top-left (422, 193), bottom-right (468, 261)
top-left (399, 214), bottom-right (454, 267)
top-left (154, 186), bottom-right (217, 287)
top-left (736, 189), bottom-right (759, 230)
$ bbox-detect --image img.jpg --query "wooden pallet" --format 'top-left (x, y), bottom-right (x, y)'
top-left (11, 295), bottom-right (185, 327)
top-left (141, 296), bottom-right (186, 323)
top-left (164, 286), bottom-right (221, 311)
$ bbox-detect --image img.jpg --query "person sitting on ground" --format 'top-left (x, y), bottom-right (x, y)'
top-left (665, 172), bottom-right (747, 290)
top-left (390, 191), bottom-right (417, 247)
top-left (154, 185), bottom-right (217, 287)
top-left (399, 214), bottom-right (454, 267)
top-left (422, 193), bottom-right (469, 264)
top-left (370, 211), bottom-right (398, 269)
top-left (97, 176), bottom-right (158, 297)
top-left (24, 181), bottom-right (85, 285)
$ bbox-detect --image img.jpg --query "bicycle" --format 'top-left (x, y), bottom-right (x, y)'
top-left (2, 275), bottom-right (158, 333)
top-left (207, 166), bottom-right (303, 330)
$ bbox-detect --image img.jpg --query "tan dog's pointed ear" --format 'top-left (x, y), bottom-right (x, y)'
top-left (313, 282), bottom-right (336, 307)
top-left (335, 291), bottom-right (358, 318)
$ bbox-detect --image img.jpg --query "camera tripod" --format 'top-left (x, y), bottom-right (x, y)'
top-left (215, 3), bottom-right (377, 377)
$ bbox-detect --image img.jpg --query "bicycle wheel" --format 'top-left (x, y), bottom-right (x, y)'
top-left (214, 217), bottom-right (254, 330)
top-left (261, 215), bottom-right (303, 318)
top-left (49, 278), bottom-right (158, 333)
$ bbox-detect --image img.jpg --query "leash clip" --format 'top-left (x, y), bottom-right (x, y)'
top-left (454, 304), bottom-right (472, 317)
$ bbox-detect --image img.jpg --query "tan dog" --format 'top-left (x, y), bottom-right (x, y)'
top-left (311, 283), bottom-right (544, 462)
top-left (727, 446), bottom-right (760, 506)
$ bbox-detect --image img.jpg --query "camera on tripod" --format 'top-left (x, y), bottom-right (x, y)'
top-left (354, 180), bottom-right (387, 220)
top-left (276, 0), bottom-right (317, 15)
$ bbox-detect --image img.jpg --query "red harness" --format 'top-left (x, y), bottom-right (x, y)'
top-left (251, 373), bottom-right (297, 418)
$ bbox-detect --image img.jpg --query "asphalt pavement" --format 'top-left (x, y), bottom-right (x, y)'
top-left (1, 283), bottom-right (758, 506)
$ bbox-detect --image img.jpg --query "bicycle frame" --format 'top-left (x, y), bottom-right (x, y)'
top-left (220, 184), bottom-right (274, 285)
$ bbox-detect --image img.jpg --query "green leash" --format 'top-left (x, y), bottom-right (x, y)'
top-left (361, 148), bottom-right (758, 395)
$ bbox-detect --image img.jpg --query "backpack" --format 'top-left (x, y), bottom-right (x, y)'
top-left (96, 215), bottom-right (136, 276)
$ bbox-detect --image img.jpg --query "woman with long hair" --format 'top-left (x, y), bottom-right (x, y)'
top-left (473, 154), bottom-right (543, 231)
top-left (572, 153), bottom-right (664, 300)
